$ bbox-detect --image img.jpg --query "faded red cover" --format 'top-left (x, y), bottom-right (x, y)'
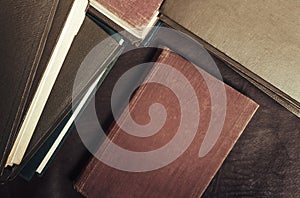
top-left (75, 50), bottom-right (258, 197)
top-left (93, 0), bottom-right (163, 27)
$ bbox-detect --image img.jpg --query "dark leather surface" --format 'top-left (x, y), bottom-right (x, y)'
top-left (202, 57), bottom-right (300, 197)
top-left (0, 0), bottom-right (58, 174)
top-left (0, 45), bottom-right (299, 197)
top-left (7, 15), bottom-right (121, 180)
top-left (2, 0), bottom-right (75, 181)
top-left (0, 47), bottom-right (158, 197)
top-left (23, 0), bottom-right (75, 126)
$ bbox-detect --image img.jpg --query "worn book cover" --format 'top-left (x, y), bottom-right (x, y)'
top-left (75, 49), bottom-right (258, 197)
top-left (89, 0), bottom-right (164, 42)
top-left (5, 0), bottom-right (89, 168)
top-left (160, 0), bottom-right (300, 117)
top-left (4, 15), bottom-right (123, 181)
top-left (0, 0), bottom-right (59, 176)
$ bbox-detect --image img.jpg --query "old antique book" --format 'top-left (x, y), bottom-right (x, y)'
top-left (75, 49), bottom-right (258, 197)
top-left (89, 0), bottom-right (164, 42)
top-left (4, 15), bottom-right (124, 181)
top-left (0, 0), bottom-right (59, 175)
top-left (5, 0), bottom-right (89, 168)
top-left (160, 0), bottom-right (300, 117)
top-left (19, 67), bottom-right (109, 180)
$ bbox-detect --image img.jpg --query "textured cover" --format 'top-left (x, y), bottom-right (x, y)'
top-left (89, 0), bottom-right (164, 42)
top-left (87, 6), bottom-right (140, 44)
top-left (0, 0), bottom-right (59, 174)
top-left (75, 49), bottom-right (258, 197)
top-left (24, 0), bottom-right (76, 116)
top-left (0, 0), bottom-right (74, 181)
top-left (19, 112), bottom-right (72, 181)
top-left (6, 16), bottom-right (122, 180)
top-left (161, 0), bottom-right (300, 117)
top-left (92, 0), bottom-right (163, 27)
top-left (0, 47), bottom-right (299, 198)
top-left (20, 46), bottom-right (123, 181)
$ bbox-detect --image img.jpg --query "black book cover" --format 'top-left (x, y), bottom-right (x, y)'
top-left (0, 0), bottom-right (59, 175)
top-left (7, 16), bottom-right (123, 181)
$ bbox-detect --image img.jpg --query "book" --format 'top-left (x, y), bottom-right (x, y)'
top-left (5, 0), bottom-right (88, 168)
top-left (21, 51), bottom-right (122, 181)
top-left (0, 0), bottom-right (59, 175)
top-left (88, 0), bottom-right (164, 43)
top-left (202, 55), bottom-right (300, 197)
top-left (0, 46), bottom-right (298, 198)
top-left (0, 0), bottom-right (127, 181)
top-left (20, 46), bottom-right (158, 181)
top-left (160, 0), bottom-right (300, 117)
top-left (4, 15), bottom-right (124, 181)
top-left (20, 64), bottom-right (109, 180)
top-left (75, 49), bottom-right (258, 197)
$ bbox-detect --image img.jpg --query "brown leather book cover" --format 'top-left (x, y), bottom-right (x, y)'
top-left (74, 49), bottom-right (258, 197)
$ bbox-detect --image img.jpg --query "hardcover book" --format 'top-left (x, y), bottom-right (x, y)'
top-left (160, 0), bottom-right (300, 117)
top-left (0, 0), bottom-right (59, 175)
top-left (5, 0), bottom-right (88, 168)
top-left (0, 0), bottom-right (124, 181)
top-left (7, 15), bottom-right (123, 181)
top-left (75, 49), bottom-right (258, 197)
top-left (89, 0), bottom-right (164, 43)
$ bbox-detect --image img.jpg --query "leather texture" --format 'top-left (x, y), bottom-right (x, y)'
top-left (6, 15), bottom-right (121, 180)
top-left (0, 46), bottom-right (299, 197)
top-left (0, 0), bottom-right (72, 181)
top-left (0, 47), bottom-right (158, 197)
top-left (0, 0), bottom-right (59, 174)
top-left (160, 0), bottom-right (300, 117)
top-left (202, 56), bottom-right (300, 198)
top-left (151, 26), bottom-right (300, 196)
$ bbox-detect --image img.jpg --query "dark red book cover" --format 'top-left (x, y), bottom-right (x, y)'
top-left (75, 49), bottom-right (258, 197)
top-left (92, 0), bottom-right (163, 27)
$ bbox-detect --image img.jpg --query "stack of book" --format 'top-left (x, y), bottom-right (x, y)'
top-left (0, 0), bottom-right (299, 197)
top-left (0, 0), bottom-right (125, 181)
